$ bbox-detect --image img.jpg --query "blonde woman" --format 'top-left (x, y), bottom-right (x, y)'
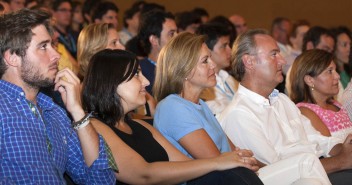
top-left (77, 23), bottom-right (125, 79)
top-left (154, 32), bottom-right (331, 185)
top-left (77, 22), bottom-right (155, 118)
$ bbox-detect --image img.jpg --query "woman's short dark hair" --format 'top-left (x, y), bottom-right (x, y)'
top-left (82, 49), bottom-right (138, 127)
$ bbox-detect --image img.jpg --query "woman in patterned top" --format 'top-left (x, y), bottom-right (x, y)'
top-left (290, 49), bottom-right (352, 140)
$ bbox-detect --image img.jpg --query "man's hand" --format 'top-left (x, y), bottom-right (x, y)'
top-left (338, 134), bottom-right (352, 169)
top-left (54, 68), bottom-right (85, 121)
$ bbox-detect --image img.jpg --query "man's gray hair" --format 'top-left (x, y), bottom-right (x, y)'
top-left (231, 29), bottom-right (268, 81)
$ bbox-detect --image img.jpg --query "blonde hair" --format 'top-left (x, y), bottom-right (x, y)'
top-left (153, 32), bottom-right (205, 102)
top-left (77, 23), bottom-right (114, 77)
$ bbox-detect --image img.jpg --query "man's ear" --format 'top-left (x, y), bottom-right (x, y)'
top-left (242, 54), bottom-right (254, 70)
top-left (304, 75), bottom-right (314, 87)
top-left (149, 35), bottom-right (159, 47)
top-left (3, 50), bottom-right (20, 67)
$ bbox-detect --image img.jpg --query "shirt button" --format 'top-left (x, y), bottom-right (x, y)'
top-left (20, 92), bottom-right (24, 96)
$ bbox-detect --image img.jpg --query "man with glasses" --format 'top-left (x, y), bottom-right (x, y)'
top-left (92, 1), bottom-right (119, 29)
top-left (52, 0), bottom-right (77, 59)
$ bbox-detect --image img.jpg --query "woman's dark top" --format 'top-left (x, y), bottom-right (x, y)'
top-left (108, 118), bottom-right (169, 185)
top-left (110, 119), bottom-right (169, 163)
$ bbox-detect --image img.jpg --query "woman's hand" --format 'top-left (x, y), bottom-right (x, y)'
top-left (214, 150), bottom-right (260, 172)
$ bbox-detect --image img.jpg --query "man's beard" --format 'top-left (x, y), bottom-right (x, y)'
top-left (20, 56), bottom-right (56, 89)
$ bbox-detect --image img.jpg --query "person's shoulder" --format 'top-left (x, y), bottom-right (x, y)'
top-left (0, 87), bottom-right (7, 98)
top-left (139, 58), bottom-right (154, 71)
top-left (158, 94), bottom-right (185, 107)
top-left (0, 89), bottom-right (11, 112)
top-left (156, 95), bottom-right (198, 120)
top-left (217, 93), bottom-right (248, 119)
top-left (277, 92), bottom-right (294, 103)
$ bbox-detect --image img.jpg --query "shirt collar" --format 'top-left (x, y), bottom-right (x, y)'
top-left (216, 70), bottom-right (229, 86)
top-left (237, 84), bottom-right (279, 106)
top-left (0, 80), bottom-right (57, 110)
top-left (218, 70), bottom-right (229, 80)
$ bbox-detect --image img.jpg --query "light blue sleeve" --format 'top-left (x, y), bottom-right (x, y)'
top-left (154, 95), bottom-right (203, 142)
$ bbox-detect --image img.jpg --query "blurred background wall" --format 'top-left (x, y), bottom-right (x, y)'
top-left (114, 0), bottom-right (352, 31)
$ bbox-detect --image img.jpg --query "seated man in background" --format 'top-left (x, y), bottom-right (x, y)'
top-left (175, 10), bottom-right (202, 34)
top-left (92, 1), bottom-right (119, 29)
top-left (283, 20), bottom-right (310, 75)
top-left (218, 29), bottom-right (352, 185)
top-left (285, 26), bottom-right (336, 96)
top-left (228, 14), bottom-right (248, 35)
top-left (197, 23), bottom-right (238, 115)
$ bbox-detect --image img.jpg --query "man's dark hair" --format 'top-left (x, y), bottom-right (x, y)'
top-left (138, 9), bottom-right (174, 55)
top-left (302, 26), bottom-right (334, 52)
top-left (196, 23), bottom-right (230, 50)
top-left (125, 36), bottom-right (147, 58)
top-left (122, 4), bottom-right (140, 28)
top-left (0, 9), bottom-right (52, 78)
top-left (81, 0), bottom-right (101, 24)
top-left (175, 11), bottom-right (201, 31)
top-left (192, 7), bottom-right (209, 18)
top-left (209, 15), bottom-right (237, 47)
top-left (140, 2), bottom-right (165, 16)
top-left (52, 0), bottom-right (72, 11)
top-left (92, 1), bottom-right (119, 21)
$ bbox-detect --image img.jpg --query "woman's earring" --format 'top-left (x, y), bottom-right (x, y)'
top-left (185, 77), bottom-right (188, 81)
top-left (311, 84), bottom-right (314, 91)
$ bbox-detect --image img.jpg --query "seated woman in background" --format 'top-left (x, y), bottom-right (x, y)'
top-left (77, 23), bottom-right (125, 79)
top-left (290, 49), bottom-right (352, 140)
top-left (81, 49), bottom-right (262, 185)
top-left (153, 32), bottom-right (331, 185)
top-left (331, 27), bottom-right (352, 89)
top-left (77, 23), bottom-right (155, 118)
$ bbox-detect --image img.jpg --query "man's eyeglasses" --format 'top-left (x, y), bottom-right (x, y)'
top-left (56, 8), bottom-right (72, 13)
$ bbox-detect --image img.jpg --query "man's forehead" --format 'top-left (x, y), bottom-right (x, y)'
top-left (31, 25), bottom-right (52, 42)
top-left (254, 34), bottom-right (275, 44)
top-left (320, 34), bottom-right (334, 43)
top-left (163, 18), bottom-right (176, 29)
top-left (254, 34), bottom-right (279, 51)
top-left (217, 35), bottom-right (230, 42)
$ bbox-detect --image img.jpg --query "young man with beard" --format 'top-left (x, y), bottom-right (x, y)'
top-left (0, 9), bottom-right (115, 184)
